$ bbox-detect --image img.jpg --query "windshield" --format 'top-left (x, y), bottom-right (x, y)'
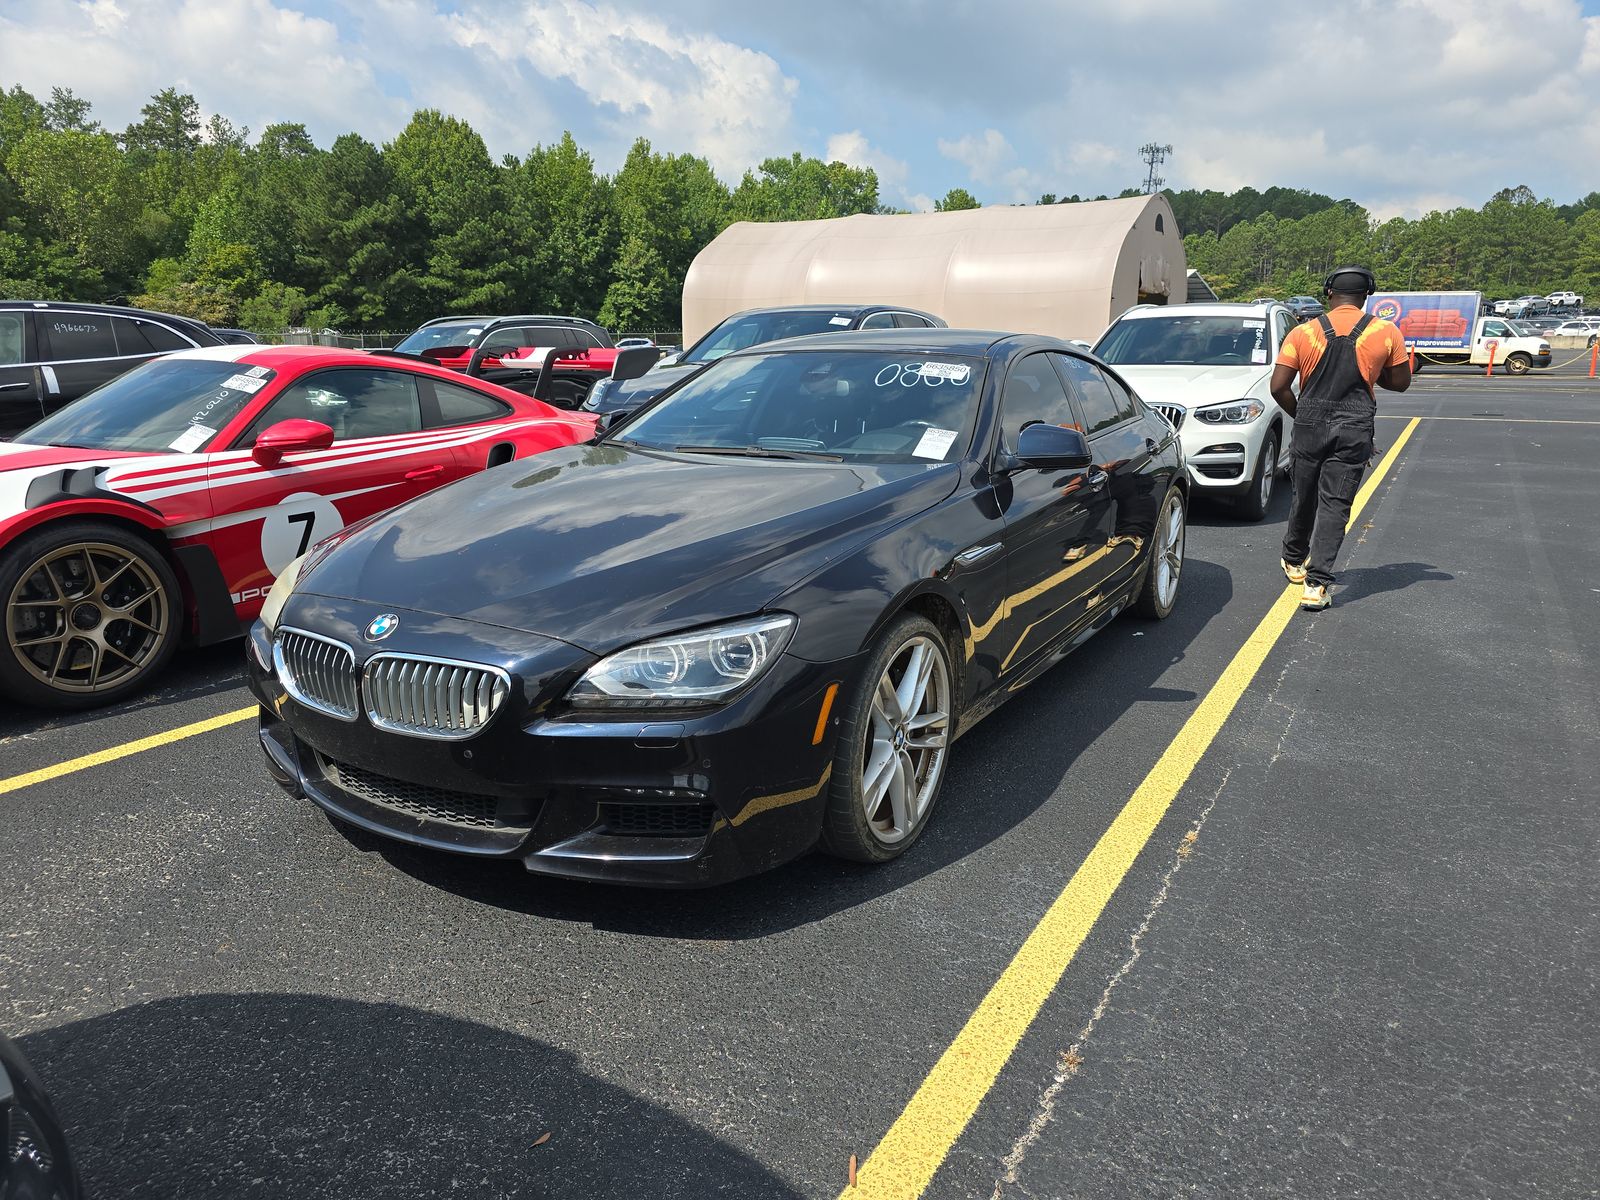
top-left (20, 359), bottom-right (275, 453)
top-left (1503, 321), bottom-right (1532, 336)
top-left (613, 350), bottom-right (983, 464)
top-left (1095, 315), bottom-right (1272, 366)
top-left (394, 322), bottom-right (485, 354)
top-left (683, 311), bottom-right (858, 365)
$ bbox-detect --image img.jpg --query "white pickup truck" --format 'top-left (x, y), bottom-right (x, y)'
top-left (1366, 291), bottom-right (1553, 374)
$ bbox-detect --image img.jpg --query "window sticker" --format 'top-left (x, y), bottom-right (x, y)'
top-left (918, 361), bottom-right (971, 383)
top-left (220, 373), bottom-right (268, 393)
top-left (168, 423), bottom-right (216, 453)
top-left (1251, 348), bottom-right (1269, 364)
top-left (1242, 319), bottom-right (1267, 328)
top-left (913, 427), bottom-right (959, 459)
top-left (245, 364), bottom-right (270, 377)
top-left (828, 316), bottom-right (852, 326)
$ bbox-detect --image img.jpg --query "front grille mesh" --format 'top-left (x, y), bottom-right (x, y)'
top-left (602, 803), bottom-right (716, 837)
top-left (364, 654), bottom-right (509, 739)
top-left (276, 629), bottom-right (358, 719)
top-left (1150, 403), bottom-right (1185, 430)
top-left (324, 758), bottom-right (500, 828)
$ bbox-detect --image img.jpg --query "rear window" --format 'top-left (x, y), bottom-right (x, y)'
top-left (44, 313), bottom-right (117, 360)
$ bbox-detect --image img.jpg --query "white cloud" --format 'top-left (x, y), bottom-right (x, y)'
top-left (937, 129), bottom-right (1014, 185)
top-left (826, 129), bottom-right (930, 208)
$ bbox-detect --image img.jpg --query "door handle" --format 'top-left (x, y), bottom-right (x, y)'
top-left (0, 382), bottom-right (29, 392)
top-left (405, 465), bottom-right (446, 482)
top-left (1086, 469), bottom-right (1109, 490)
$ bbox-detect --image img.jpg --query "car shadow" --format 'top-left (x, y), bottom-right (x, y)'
top-left (359, 555), bottom-right (1235, 940)
top-left (18, 993), bottom-right (803, 1199)
top-left (1183, 473), bottom-right (1293, 529)
top-left (1333, 561), bottom-right (1454, 607)
top-left (0, 642), bottom-right (249, 741)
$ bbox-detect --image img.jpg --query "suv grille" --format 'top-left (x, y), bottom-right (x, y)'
top-left (602, 803), bottom-right (716, 837)
top-left (363, 654), bottom-right (510, 740)
top-left (324, 758), bottom-right (500, 828)
top-left (275, 629), bottom-right (358, 719)
top-left (1150, 403), bottom-right (1185, 430)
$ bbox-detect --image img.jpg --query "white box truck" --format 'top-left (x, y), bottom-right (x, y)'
top-left (1366, 291), bottom-right (1552, 374)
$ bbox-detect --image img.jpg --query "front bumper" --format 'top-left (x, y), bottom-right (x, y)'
top-left (1177, 417), bottom-right (1275, 493)
top-left (247, 614), bottom-right (856, 888)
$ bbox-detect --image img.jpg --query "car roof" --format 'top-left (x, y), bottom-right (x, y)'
top-left (0, 298), bottom-right (222, 338)
top-left (722, 327), bottom-right (1047, 357)
top-left (416, 314), bottom-right (605, 329)
top-left (1115, 302), bottom-right (1288, 320)
top-left (719, 303), bottom-right (946, 323)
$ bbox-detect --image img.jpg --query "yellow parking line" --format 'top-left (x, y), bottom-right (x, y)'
top-left (844, 417), bottom-right (1422, 1199)
top-left (1377, 414), bottom-right (1600, 425)
top-left (0, 705), bottom-right (257, 797)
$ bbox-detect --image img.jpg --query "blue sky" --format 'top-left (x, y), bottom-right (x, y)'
top-left (3, 0), bottom-right (1598, 219)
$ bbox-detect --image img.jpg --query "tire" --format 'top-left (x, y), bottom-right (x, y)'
top-left (1134, 486), bottom-right (1186, 620)
top-left (1235, 429), bottom-right (1278, 522)
top-left (0, 521), bottom-right (182, 709)
top-left (1504, 352), bottom-right (1532, 375)
top-left (819, 614), bottom-right (954, 864)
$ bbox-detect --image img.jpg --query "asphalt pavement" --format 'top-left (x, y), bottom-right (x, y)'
top-left (2, 360), bottom-right (1595, 1199)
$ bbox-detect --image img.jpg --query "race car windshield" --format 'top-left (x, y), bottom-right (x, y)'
top-left (683, 312), bottom-right (859, 365)
top-left (394, 322), bottom-right (485, 354)
top-left (612, 350), bottom-right (982, 465)
top-left (1095, 316), bottom-right (1273, 367)
top-left (20, 359), bottom-right (276, 453)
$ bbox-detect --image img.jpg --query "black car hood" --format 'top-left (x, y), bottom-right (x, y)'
top-left (598, 363), bottom-right (701, 408)
top-left (299, 442), bottom-right (959, 652)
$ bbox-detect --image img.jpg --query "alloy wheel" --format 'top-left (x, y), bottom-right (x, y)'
top-left (1154, 493), bottom-right (1185, 610)
top-left (861, 635), bottom-right (951, 844)
top-left (5, 541), bottom-right (170, 694)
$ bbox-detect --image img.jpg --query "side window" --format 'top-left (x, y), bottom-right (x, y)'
top-left (430, 378), bottom-right (513, 427)
top-left (1054, 354), bottom-right (1125, 434)
top-left (1481, 320), bottom-right (1510, 339)
top-left (894, 313), bottom-right (933, 328)
top-left (0, 313), bottom-right (25, 365)
top-left (1000, 353), bottom-right (1078, 450)
top-left (44, 313), bottom-right (117, 360)
top-left (1274, 311), bottom-right (1293, 348)
top-left (481, 326), bottom-right (536, 353)
top-left (137, 319), bottom-right (192, 353)
top-left (244, 369), bottom-right (422, 444)
top-left (1099, 370), bottom-right (1140, 423)
top-left (859, 312), bottom-right (897, 330)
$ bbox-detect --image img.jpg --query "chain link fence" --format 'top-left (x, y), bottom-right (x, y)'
top-left (254, 329), bottom-right (683, 349)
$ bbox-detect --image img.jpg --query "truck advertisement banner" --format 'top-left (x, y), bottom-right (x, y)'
top-left (1365, 291), bottom-right (1482, 350)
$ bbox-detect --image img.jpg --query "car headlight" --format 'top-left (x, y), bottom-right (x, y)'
top-left (582, 379), bottom-right (611, 410)
top-left (259, 553), bottom-right (306, 635)
top-left (1193, 399), bottom-right (1265, 425)
top-left (567, 614), bottom-right (796, 708)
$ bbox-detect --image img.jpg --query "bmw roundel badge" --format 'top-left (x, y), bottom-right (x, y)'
top-left (367, 613), bottom-right (399, 641)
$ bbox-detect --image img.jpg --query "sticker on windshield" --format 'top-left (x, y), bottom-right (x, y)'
top-left (829, 316), bottom-right (852, 326)
top-left (1251, 348), bottom-right (1268, 364)
top-left (1242, 319), bottom-right (1266, 328)
top-left (245, 364), bottom-right (269, 377)
top-left (220, 373), bottom-right (268, 394)
top-left (913, 427), bottom-right (959, 460)
top-left (168, 423), bottom-right (215, 453)
top-left (918, 361), bottom-right (971, 383)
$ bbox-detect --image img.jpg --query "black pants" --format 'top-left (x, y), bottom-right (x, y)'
top-left (1281, 421), bottom-right (1373, 587)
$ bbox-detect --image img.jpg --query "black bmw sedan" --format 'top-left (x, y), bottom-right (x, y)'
top-left (247, 330), bottom-right (1186, 886)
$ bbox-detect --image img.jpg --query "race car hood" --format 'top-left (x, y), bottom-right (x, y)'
top-left (294, 441), bottom-right (960, 653)
top-left (1111, 363), bottom-right (1272, 410)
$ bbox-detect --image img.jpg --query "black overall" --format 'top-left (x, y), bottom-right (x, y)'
top-left (1281, 312), bottom-right (1377, 588)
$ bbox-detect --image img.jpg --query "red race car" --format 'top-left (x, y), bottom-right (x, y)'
top-left (0, 344), bottom-right (596, 709)
top-left (393, 315), bottom-right (640, 409)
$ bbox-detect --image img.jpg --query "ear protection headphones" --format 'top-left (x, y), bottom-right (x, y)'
top-left (1324, 266), bottom-right (1376, 296)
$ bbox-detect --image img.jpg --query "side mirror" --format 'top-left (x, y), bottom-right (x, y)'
top-left (652, 352), bottom-right (681, 370)
top-left (1014, 423), bottom-right (1093, 471)
top-left (253, 418), bottom-right (334, 466)
top-left (598, 408), bottom-right (635, 432)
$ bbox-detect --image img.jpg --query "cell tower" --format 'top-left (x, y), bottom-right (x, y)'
top-left (1139, 142), bottom-right (1172, 194)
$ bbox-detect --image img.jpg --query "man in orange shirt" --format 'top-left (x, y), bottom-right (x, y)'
top-left (1271, 266), bottom-right (1411, 610)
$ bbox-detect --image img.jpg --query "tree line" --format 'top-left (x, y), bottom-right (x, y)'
top-left (3, 83), bottom-right (1597, 337)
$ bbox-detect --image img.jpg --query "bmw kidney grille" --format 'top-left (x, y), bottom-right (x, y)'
top-left (273, 629), bottom-right (508, 739)
top-left (363, 654), bottom-right (510, 740)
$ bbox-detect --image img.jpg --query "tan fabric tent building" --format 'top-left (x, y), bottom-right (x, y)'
top-left (681, 193), bottom-right (1185, 345)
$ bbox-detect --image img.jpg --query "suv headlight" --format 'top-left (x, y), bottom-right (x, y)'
top-left (1194, 399), bottom-right (1265, 425)
top-left (259, 553), bottom-right (306, 635)
top-left (568, 614), bottom-right (796, 708)
top-left (582, 379), bottom-right (611, 410)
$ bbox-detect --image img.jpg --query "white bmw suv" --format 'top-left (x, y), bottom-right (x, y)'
top-left (1092, 302), bottom-right (1295, 521)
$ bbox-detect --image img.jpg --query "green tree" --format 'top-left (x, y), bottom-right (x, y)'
top-left (6, 127), bottom-right (144, 288)
top-left (122, 87), bottom-right (202, 155)
top-left (43, 87), bottom-right (97, 133)
top-left (508, 131), bottom-right (615, 318)
top-left (598, 231), bottom-right (668, 331)
top-left (727, 152), bottom-right (878, 222)
top-left (934, 187), bottom-right (980, 212)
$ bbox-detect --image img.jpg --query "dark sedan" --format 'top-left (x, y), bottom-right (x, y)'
top-left (581, 304), bottom-right (945, 419)
top-left (247, 331), bottom-right (1186, 886)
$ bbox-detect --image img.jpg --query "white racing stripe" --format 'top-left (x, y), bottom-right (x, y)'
top-left (162, 482), bottom-right (406, 539)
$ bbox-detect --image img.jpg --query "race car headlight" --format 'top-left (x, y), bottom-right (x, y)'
top-left (259, 553), bottom-right (306, 636)
top-left (582, 379), bottom-right (612, 410)
top-left (567, 614), bottom-right (796, 708)
top-left (1194, 399), bottom-right (1265, 425)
